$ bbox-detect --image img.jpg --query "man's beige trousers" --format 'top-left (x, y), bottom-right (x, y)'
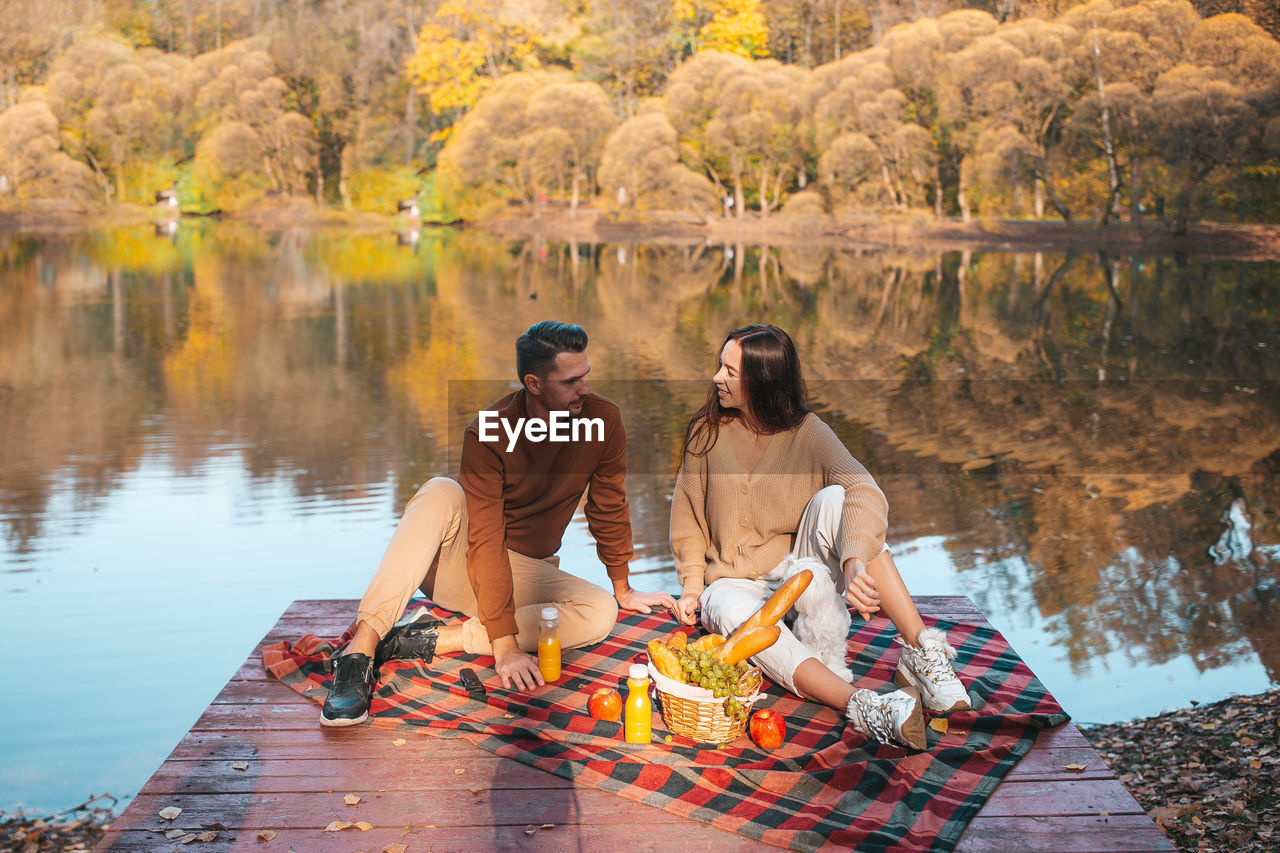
top-left (354, 477), bottom-right (618, 653)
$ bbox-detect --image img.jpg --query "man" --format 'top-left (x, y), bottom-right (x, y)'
top-left (322, 321), bottom-right (676, 725)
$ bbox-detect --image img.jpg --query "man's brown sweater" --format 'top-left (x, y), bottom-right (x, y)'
top-left (459, 388), bottom-right (632, 641)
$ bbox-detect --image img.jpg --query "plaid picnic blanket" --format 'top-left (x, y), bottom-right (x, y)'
top-left (263, 603), bottom-right (1067, 852)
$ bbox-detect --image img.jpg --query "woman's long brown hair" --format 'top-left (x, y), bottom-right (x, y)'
top-left (680, 324), bottom-right (811, 459)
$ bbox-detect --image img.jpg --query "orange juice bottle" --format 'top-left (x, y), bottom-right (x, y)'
top-left (624, 663), bottom-right (652, 744)
top-left (537, 606), bottom-right (561, 683)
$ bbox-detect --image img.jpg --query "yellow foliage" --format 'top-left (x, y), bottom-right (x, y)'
top-left (674, 0), bottom-right (770, 59)
top-left (344, 166), bottom-right (426, 215)
top-left (405, 0), bottom-right (538, 116)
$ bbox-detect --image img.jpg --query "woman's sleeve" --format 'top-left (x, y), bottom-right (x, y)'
top-left (670, 449), bottom-right (711, 599)
top-left (813, 420), bottom-right (889, 569)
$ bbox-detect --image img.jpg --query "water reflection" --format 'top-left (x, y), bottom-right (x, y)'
top-left (0, 224), bottom-right (1276, 812)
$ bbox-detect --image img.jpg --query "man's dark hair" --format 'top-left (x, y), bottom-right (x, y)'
top-left (516, 321), bottom-right (588, 388)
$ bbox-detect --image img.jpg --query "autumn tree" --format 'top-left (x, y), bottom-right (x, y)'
top-left (436, 73), bottom-right (617, 219)
top-left (185, 41), bottom-right (315, 210)
top-left (673, 0), bottom-right (771, 59)
top-left (406, 0), bottom-right (538, 126)
top-left (0, 99), bottom-right (98, 204)
top-left (597, 106), bottom-right (719, 213)
top-left (569, 0), bottom-right (677, 115)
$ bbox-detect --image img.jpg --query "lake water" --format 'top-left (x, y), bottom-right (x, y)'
top-left (1, 222), bottom-right (1277, 815)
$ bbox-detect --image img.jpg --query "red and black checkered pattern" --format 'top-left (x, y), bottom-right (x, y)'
top-left (264, 604), bottom-right (1067, 852)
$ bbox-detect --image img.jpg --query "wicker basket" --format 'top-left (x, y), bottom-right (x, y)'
top-left (647, 662), bottom-right (761, 744)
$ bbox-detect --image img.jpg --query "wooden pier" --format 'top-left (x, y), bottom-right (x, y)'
top-left (98, 598), bottom-right (1174, 851)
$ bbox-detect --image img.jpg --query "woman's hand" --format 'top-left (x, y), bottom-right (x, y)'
top-left (671, 594), bottom-right (700, 626)
top-left (842, 558), bottom-right (880, 620)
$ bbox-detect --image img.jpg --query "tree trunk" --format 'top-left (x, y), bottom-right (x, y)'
top-left (934, 174), bottom-right (944, 219)
top-left (1129, 155), bottom-right (1141, 222)
top-left (759, 162), bottom-right (769, 217)
top-left (1034, 177), bottom-right (1045, 219)
top-left (1091, 28), bottom-right (1121, 225)
top-left (1037, 159), bottom-right (1072, 221)
top-left (734, 176), bottom-right (744, 219)
top-left (958, 167), bottom-right (971, 224)
top-left (571, 170), bottom-right (580, 218)
top-left (404, 86), bottom-right (417, 167)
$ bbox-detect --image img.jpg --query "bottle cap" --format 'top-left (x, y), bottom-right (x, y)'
top-left (629, 663), bottom-right (648, 680)
top-left (540, 606), bottom-right (558, 621)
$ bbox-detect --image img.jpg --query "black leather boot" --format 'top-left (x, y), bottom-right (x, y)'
top-left (374, 610), bottom-right (443, 667)
top-left (320, 653), bottom-right (375, 726)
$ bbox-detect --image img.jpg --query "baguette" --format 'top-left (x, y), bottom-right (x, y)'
top-left (648, 639), bottom-right (683, 680)
top-left (725, 569), bottom-right (813, 644)
top-left (689, 633), bottom-right (726, 654)
top-left (713, 625), bottom-right (781, 666)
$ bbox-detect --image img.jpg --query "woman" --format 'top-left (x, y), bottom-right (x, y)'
top-left (669, 324), bottom-right (970, 750)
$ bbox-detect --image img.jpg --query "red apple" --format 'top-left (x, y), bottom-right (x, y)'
top-left (749, 708), bottom-right (786, 750)
top-left (588, 687), bottom-right (622, 721)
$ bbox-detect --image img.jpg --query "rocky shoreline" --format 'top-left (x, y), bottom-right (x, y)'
top-left (3, 689), bottom-right (1274, 851)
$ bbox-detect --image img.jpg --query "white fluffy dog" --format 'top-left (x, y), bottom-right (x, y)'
top-left (778, 554), bottom-right (854, 683)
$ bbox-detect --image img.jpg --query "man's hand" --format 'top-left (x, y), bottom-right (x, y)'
top-left (613, 582), bottom-right (679, 618)
top-left (491, 634), bottom-right (544, 692)
top-left (842, 557), bottom-right (881, 620)
top-left (671, 594), bottom-right (699, 626)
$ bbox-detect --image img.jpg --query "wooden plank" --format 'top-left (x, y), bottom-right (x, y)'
top-left (97, 823), bottom-right (766, 852)
top-left (110, 790), bottom-right (699, 831)
top-left (135, 756), bottom-right (577, 793)
top-left (973, 779), bottom-right (1145, 817)
top-left (958, 815), bottom-right (1174, 852)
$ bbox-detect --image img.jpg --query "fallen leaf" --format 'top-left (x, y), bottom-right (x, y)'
top-left (469, 785), bottom-right (486, 795)
top-left (178, 834), bottom-right (197, 844)
top-left (232, 761), bottom-right (249, 771)
top-left (540, 823), bottom-right (555, 829)
top-left (524, 825), bottom-right (537, 836)
top-left (1065, 762), bottom-right (1088, 772)
top-left (383, 845), bottom-right (407, 853)
top-left (392, 738), bottom-right (406, 746)
top-left (324, 820), bottom-right (353, 832)
top-left (257, 830), bottom-right (277, 841)
top-left (1249, 760), bottom-right (1262, 769)
top-left (355, 821), bottom-right (373, 831)
top-left (159, 806), bottom-right (183, 821)
top-left (928, 718), bottom-right (949, 734)
top-left (196, 831), bottom-right (218, 842)
top-left (344, 794), bottom-right (362, 806)
top-left (453, 768), bottom-right (465, 775)
top-left (165, 829), bottom-right (185, 839)
top-left (1203, 722), bottom-right (1217, 730)
top-left (201, 822), bottom-right (227, 831)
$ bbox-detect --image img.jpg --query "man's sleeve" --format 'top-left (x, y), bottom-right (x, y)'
top-left (584, 408), bottom-right (633, 581)
top-left (458, 427), bottom-right (519, 642)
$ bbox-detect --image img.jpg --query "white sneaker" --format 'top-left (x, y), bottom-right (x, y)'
top-left (845, 686), bottom-right (927, 750)
top-left (895, 627), bottom-right (972, 713)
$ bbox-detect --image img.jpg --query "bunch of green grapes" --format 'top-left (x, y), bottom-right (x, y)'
top-left (677, 649), bottom-right (762, 721)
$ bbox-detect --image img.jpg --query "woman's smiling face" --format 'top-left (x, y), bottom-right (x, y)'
top-left (713, 339), bottom-right (746, 413)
